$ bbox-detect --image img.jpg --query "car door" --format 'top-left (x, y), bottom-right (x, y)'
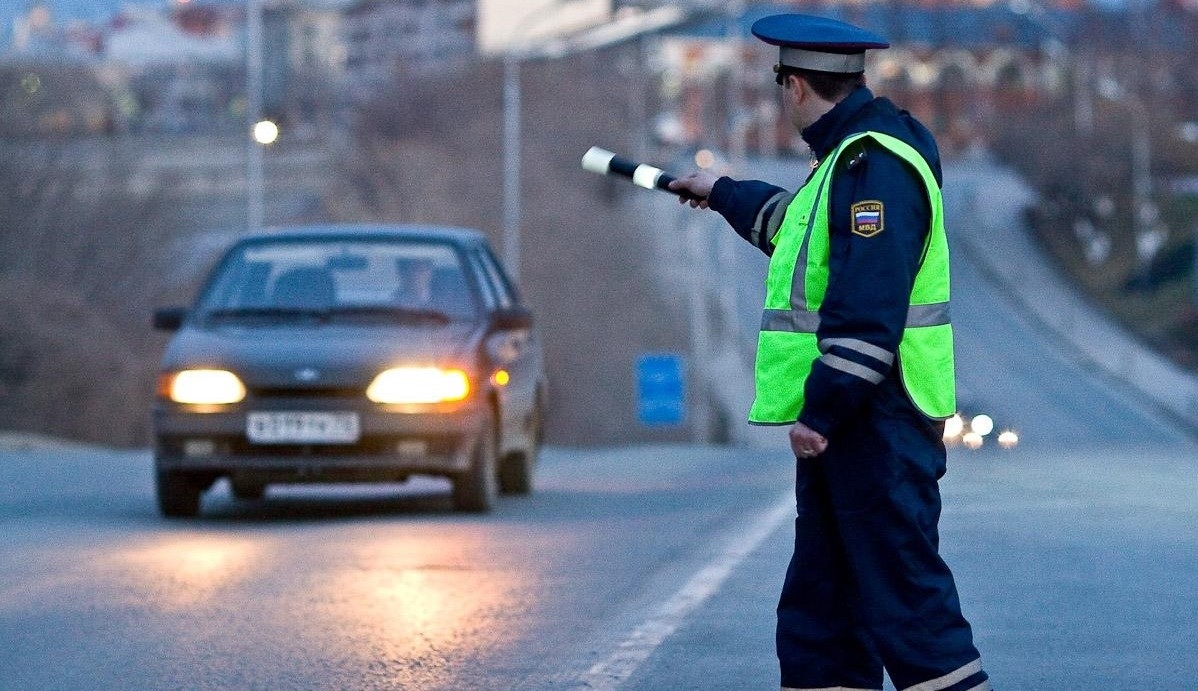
top-left (468, 244), bottom-right (541, 454)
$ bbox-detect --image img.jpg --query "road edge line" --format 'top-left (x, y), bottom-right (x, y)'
top-left (576, 489), bottom-right (794, 690)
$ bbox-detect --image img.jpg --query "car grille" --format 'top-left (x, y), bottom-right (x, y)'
top-left (249, 386), bottom-right (365, 399)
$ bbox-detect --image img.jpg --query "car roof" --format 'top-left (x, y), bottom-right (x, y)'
top-left (238, 224), bottom-right (489, 246)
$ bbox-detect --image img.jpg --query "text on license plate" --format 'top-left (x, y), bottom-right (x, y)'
top-left (246, 412), bottom-right (361, 444)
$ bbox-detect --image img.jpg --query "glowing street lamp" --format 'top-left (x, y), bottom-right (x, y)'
top-left (253, 119), bottom-right (279, 146)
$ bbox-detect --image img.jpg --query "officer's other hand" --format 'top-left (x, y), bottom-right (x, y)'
top-left (790, 422), bottom-right (828, 458)
top-left (669, 171), bottom-right (717, 209)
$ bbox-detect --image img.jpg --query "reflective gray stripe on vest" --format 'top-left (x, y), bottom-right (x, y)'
top-left (762, 301), bottom-right (950, 334)
top-left (789, 166), bottom-right (836, 311)
top-left (752, 190), bottom-right (792, 248)
top-left (906, 302), bottom-right (951, 328)
top-left (761, 308), bottom-right (820, 333)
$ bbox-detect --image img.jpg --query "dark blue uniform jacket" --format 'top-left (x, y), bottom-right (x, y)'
top-left (708, 86), bottom-right (943, 435)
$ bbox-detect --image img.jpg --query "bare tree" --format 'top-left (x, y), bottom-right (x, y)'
top-left (0, 137), bottom-right (190, 445)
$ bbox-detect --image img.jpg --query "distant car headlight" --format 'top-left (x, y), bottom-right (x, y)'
top-left (943, 413), bottom-right (964, 441)
top-left (161, 369), bottom-right (247, 405)
top-left (366, 367), bottom-right (470, 404)
top-left (970, 413), bottom-right (995, 437)
top-left (998, 430), bottom-right (1019, 449)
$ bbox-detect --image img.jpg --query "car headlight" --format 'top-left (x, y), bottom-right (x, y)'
top-left (366, 367), bottom-right (470, 404)
top-left (161, 369), bottom-right (247, 405)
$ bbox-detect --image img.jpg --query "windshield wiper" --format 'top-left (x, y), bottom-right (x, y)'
top-left (326, 305), bottom-right (453, 324)
top-left (204, 307), bottom-right (330, 322)
top-left (203, 306), bottom-right (456, 325)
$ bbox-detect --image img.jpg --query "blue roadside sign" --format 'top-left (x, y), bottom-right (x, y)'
top-left (636, 353), bottom-right (685, 426)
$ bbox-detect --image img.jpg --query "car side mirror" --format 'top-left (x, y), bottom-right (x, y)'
top-left (153, 307), bottom-right (189, 331)
top-left (492, 306), bottom-right (533, 331)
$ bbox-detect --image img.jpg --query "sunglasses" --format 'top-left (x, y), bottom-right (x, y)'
top-left (774, 64), bottom-right (796, 87)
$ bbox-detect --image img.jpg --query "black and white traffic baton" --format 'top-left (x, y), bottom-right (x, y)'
top-left (580, 146), bottom-right (705, 201)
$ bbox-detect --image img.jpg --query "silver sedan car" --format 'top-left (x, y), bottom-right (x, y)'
top-left (152, 225), bottom-right (546, 517)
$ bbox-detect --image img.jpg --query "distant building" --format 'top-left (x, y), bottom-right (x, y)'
top-left (476, 0), bottom-right (610, 55)
top-left (5, 0), bottom-right (1194, 143)
top-left (11, 2), bottom-right (57, 53)
top-left (105, 5), bottom-right (241, 67)
top-left (8, 1), bottom-right (103, 59)
top-left (285, 0), bottom-right (351, 78)
top-left (341, 0), bottom-right (475, 94)
top-left (261, 0), bottom-right (354, 129)
top-left (650, 0), bottom-right (1168, 155)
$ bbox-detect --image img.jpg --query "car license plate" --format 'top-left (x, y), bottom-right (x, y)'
top-left (246, 412), bottom-right (360, 444)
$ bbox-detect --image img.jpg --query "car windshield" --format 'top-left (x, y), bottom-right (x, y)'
top-left (196, 239), bottom-right (479, 323)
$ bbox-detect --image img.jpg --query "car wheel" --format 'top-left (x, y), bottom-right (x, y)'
top-left (156, 470), bottom-right (202, 518)
top-left (453, 415), bottom-right (498, 513)
top-left (499, 404), bottom-right (540, 495)
top-left (533, 394), bottom-right (547, 447)
top-left (499, 452), bottom-right (532, 495)
top-left (230, 479), bottom-right (266, 501)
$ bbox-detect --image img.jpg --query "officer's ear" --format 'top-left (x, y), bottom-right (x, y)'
top-left (797, 74), bottom-right (816, 99)
top-left (784, 73), bottom-right (808, 105)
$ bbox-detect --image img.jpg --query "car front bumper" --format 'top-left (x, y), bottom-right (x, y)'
top-left (153, 397), bottom-right (486, 483)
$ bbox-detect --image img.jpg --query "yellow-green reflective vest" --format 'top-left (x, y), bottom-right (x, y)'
top-left (748, 131), bottom-right (955, 425)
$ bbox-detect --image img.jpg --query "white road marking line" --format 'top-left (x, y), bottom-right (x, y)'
top-left (577, 490), bottom-right (795, 690)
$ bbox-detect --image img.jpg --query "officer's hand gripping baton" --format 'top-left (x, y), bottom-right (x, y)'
top-left (580, 146), bottom-right (705, 201)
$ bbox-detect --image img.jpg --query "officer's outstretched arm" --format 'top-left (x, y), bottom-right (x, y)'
top-left (700, 177), bottom-right (793, 257)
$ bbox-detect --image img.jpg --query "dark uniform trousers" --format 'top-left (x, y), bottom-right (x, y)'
top-left (777, 376), bottom-right (987, 691)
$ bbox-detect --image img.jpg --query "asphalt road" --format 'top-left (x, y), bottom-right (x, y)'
top-left (3, 439), bottom-right (1196, 690)
top-left (0, 441), bottom-right (799, 691)
top-left (3, 157), bottom-right (1197, 690)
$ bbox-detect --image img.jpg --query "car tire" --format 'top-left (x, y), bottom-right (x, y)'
top-left (230, 479), bottom-right (266, 501)
top-left (499, 452), bottom-right (532, 495)
top-left (499, 405), bottom-right (540, 495)
top-left (452, 415), bottom-right (498, 513)
top-left (156, 470), bottom-right (202, 518)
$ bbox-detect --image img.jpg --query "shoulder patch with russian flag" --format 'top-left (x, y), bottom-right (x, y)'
top-left (851, 200), bottom-right (883, 237)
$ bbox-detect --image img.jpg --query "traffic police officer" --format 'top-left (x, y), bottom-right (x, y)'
top-left (669, 14), bottom-right (990, 691)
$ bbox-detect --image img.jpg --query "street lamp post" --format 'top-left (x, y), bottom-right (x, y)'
top-left (498, 0), bottom-right (570, 285)
top-left (246, 0), bottom-right (265, 232)
top-left (499, 0), bottom-right (572, 283)
top-left (1009, 0), bottom-right (1089, 135)
top-left (499, 3), bottom-right (685, 281)
top-left (1098, 77), bottom-right (1157, 266)
top-left (1130, 101), bottom-right (1154, 256)
top-left (502, 51), bottom-right (523, 281)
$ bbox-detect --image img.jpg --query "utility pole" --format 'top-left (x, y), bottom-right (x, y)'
top-left (500, 4), bottom-right (687, 282)
top-left (246, 0), bottom-right (264, 232)
top-left (502, 50), bottom-right (523, 281)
